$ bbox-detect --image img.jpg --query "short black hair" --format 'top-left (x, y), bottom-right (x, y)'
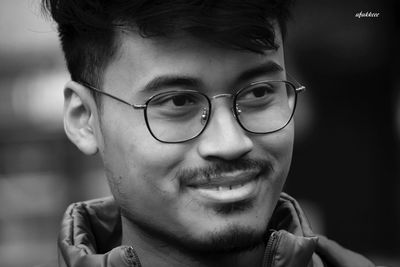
top-left (42, 0), bottom-right (293, 91)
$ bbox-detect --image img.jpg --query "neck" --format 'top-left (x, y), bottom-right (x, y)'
top-left (121, 216), bottom-right (266, 267)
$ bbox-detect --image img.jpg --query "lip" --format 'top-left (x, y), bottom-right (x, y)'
top-left (186, 169), bottom-right (260, 188)
top-left (186, 170), bottom-right (262, 203)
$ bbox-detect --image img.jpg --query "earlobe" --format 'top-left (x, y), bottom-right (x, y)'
top-left (64, 81), bottom-right (99, 155)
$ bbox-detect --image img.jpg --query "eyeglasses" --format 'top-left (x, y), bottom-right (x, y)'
top-left (79, 78), bottom-right (305, 143)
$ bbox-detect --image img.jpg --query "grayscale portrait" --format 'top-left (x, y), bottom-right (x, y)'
top-left (0, 0), bottom-right (397, 266)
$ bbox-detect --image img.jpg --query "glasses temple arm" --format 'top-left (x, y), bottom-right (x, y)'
top-left (78, 81), bottom-right (146, 109)
top-left (285, 73), bottom-right (307, 93)
top-left (296, 85), bottom-right (306, 93)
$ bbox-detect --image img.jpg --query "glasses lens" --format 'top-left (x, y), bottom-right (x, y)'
top-left (235, 81), bottom-right (296, 133)
top-left (146, 91), bottom-right (209, 142)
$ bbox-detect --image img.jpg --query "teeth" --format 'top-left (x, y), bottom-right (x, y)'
top-left (232, 183), bottom-right (244, 189)
top-left (193, 178), bottom-right (259, 202)
top-left (210, 183), bottom-right (244, 191)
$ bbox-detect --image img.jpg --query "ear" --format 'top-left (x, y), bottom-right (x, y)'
top-left (63, 81), bottom-right (99, 155)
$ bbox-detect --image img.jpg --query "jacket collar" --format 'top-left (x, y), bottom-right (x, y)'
top-left (263, 193), bottom-right (320, 267)
top-left (58, 193), bottom-right (320, 267)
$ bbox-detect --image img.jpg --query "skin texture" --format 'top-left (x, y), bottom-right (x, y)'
top-left (63, 25), bottom-right (294, 267)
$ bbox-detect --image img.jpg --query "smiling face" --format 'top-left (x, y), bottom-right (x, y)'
top-left (90, 27), bottom-right (294, 253)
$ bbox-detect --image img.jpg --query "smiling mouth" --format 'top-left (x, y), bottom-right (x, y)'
top-left (186, 171), bottom-right (262, 203)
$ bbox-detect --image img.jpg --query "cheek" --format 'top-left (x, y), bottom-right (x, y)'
top-left (103, 135), bottom-right (190, 225)
top-left (257, 122), bottom-right (294, 179)
top-left (101, 116), bottom-right (189, 201)
top-left (101, 104), bottom-right (181, 175)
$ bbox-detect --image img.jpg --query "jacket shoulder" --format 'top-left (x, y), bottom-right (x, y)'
top-left (59, 196), bottom-right (123, 255)
top-left (275, 193), bottom-right (376, 267)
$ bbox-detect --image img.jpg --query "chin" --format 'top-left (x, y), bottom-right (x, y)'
top-left (183, 206), bottom-right (270, 254)
top-left (181, 189), bottom-right (275, 253)
top-left (186, 223), bottom-right (267, 255)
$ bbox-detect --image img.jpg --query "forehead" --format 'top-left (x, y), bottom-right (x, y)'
top-left (103, 28), bottom-right (284, 96)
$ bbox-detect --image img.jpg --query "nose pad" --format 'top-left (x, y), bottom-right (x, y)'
top-left (201, 108), bottom-right (208, 124)
top-left (235, 104), bottom-right (242, 117)
top-left (232, 104), bottom-right (242, 120)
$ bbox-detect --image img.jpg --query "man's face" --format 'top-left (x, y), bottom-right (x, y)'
top-left (96, 28), bottom-right (293, 252)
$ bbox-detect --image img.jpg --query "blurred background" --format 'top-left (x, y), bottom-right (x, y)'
top-left (0, 0), bottom-right (398, 266)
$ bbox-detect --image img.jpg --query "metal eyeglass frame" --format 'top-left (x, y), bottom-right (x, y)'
top-left (78, 79), bottom-right (306, 143)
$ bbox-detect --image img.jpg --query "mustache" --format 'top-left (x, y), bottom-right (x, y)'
top-left (176, 158), bottom-right (273, 186)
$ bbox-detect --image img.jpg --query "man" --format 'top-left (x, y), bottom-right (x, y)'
top-left (42, 0), bottom-right (376, 266)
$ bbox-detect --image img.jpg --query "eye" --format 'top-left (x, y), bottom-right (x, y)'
top-left (149, 91), bottom-right (206, 111)
top-left (251, 86), bottom-right (268, 98)
top-left (148, 91), bottom-right (208, 119)
top-left (239, 84), bottom-right (274, 100)
top-left (171, 94), bottom-right (195, 107)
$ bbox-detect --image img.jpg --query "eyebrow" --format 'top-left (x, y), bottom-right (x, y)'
top-left (234, 61), bottom-right (284, 84)
top-left (140, 61), bottom-right (284, 94)
top-left (140, 76), bottom-right (203, 94)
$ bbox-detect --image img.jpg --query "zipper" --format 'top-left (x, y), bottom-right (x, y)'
top-left (262, 230), bottom-right (281, 267)
top-left (124, 246), bottom-right (142, 267)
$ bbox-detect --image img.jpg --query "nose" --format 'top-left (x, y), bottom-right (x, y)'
top-left (197, 101), bottom-right (253, 160)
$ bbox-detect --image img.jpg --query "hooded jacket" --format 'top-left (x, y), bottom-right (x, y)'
top-left (58, 193), bottom-right (375, 267)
